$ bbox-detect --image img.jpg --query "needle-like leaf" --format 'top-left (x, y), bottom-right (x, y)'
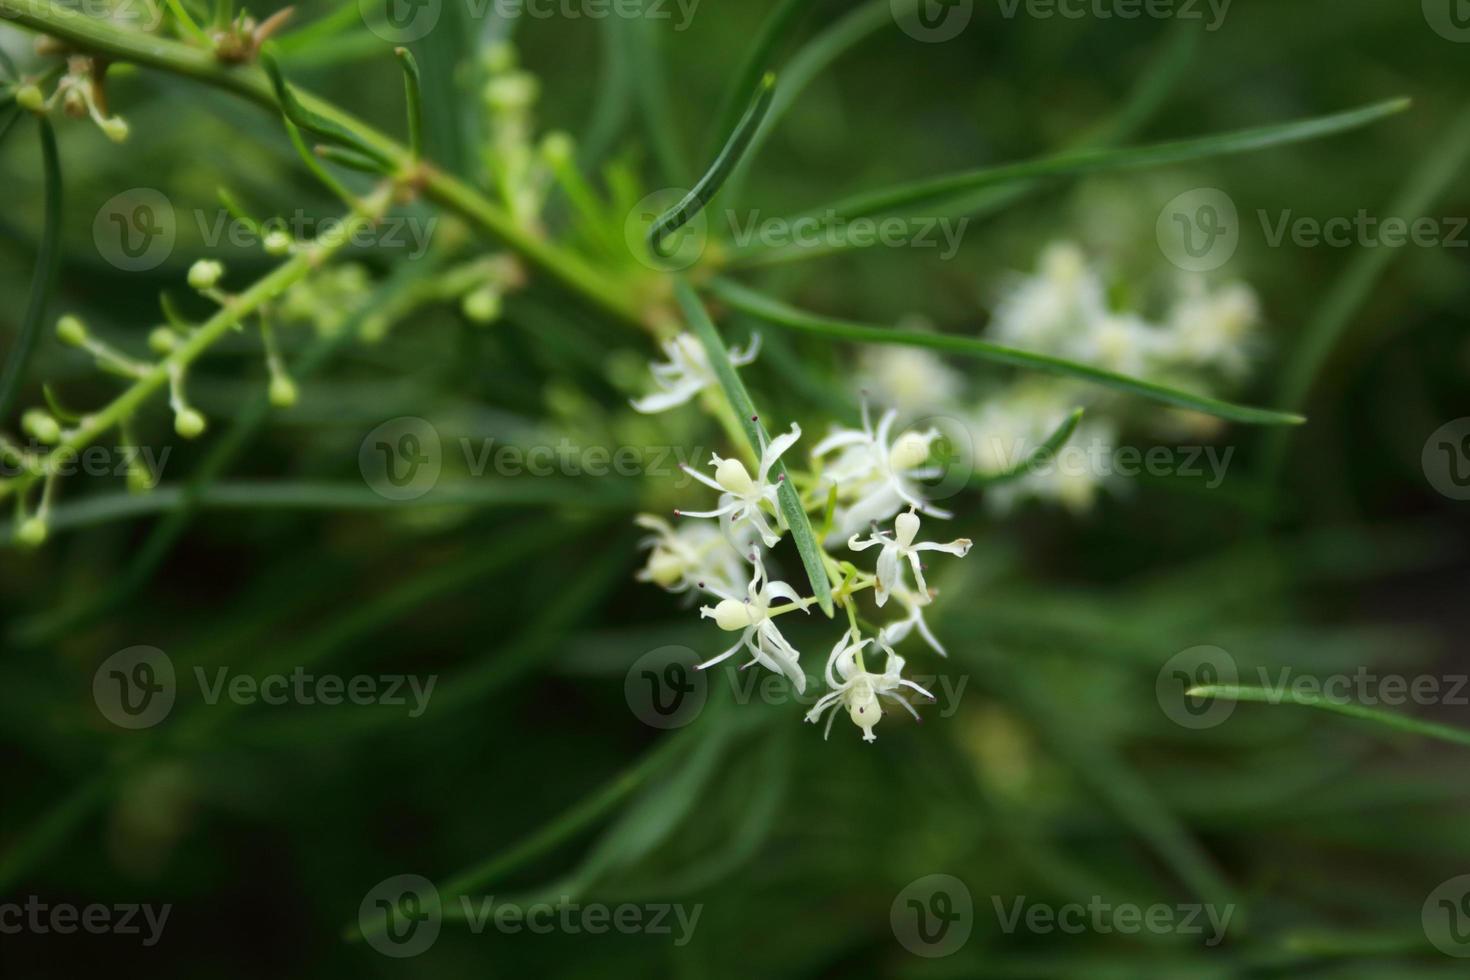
top-left (709, 279), bottom-right (1306, 427)
top-left (0, 117), bottom-right (61, 423)
top-left (1188, 685), bottom-right (1470, 748)
top-left (675, 279), bottom-right (835, 616)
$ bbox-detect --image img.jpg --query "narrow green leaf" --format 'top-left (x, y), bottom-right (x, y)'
top-left (648, 72), bottom-right (775, 257)
top-left (393, 46), bottom-right (423, 160)
top-left (756, 97), bottom-right (1410, 238)
top-left (674, 279), bottom-right (835, 615)
top-left (706, 0), bottom-right (814, 154)
top-left (974, 408), bottom-right (1084, 488)
top-left (723, 0), bottom-right (899, 209)
top-left (623, 7), bottom-right (686, 185)
top-left (1261, 100), bottom-right (1470, 490)
top-left (260, 45), bottom-right (394, 167)
top-left (0, 117), bottom-right (61, 423)
top-left (1187, 685), bottom-right (1470, 748)
top-left (709, 279), bottom-right (1305, 427)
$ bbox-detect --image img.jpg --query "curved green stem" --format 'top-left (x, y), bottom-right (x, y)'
top-left (0, 0), bottom-right (644, 328)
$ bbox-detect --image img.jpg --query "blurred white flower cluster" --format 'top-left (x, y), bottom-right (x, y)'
top-left (864, 241), bottom-right (1262, 515)
top-left (634, 335), bottom-right (971, 743)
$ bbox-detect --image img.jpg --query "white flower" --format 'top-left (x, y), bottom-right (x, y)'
top-left (1161, 279), bottom-right (1260, 379)
top-left (697, 552), bottom-right (810, 692)
top-left (805, 634), bottom-right (935, 742)
top-left (849, 509), bottom-right (972, 606)
top-left (1067, 312), bottom-right (1166, 379)
top-left (858, 338), bottom-right (963, 415)
top-left (812, 402), bottom-right (948, 541)
top-left (878, 584), bottom-right (949, 657)
top-left (630, 332), bottom-right (760, 414)
top-left (633, 514), bottom-right (747, 597)
top-left (677, 422), bottom-right (799, 548)
top-left (989, 242), bottom-right (1109, 355)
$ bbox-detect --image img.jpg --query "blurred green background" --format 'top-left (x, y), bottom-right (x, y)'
top-left (1, 0), bottom-right (1469, 976)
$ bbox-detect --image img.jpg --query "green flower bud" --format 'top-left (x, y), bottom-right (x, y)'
top-left (15, 516), bottom-right (48, 548)
top-left (174, 408), bottom-right (207, 439)
top-left (14, 84), bottom-right (45, 112)
top-left (263, 230), bottom-right (292, 256)
top-left (21, 409), bottom-right (61, 445)
top-left (56, 315), bottom-right (88, 347)
top-left (148, 326), bottom-right (179, 355)
top-left (187, 259), bottom-right (224, 291)
top-left (540, 131), bottom-right (574, 167)
top-left (461, 286), bottom-right (502, 325)
top-left (127, 460), bottom-right (155, 493)
top-left (269, 374), bottom-right (298, 408)
top-left (98, 116), bottom-right (129, 143)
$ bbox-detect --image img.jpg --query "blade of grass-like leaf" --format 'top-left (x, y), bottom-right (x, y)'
top-left (676, 279), bottom-right (835, 615)
top-left (724, 0), bottom-right (906, 209)
top-left (623, 5), bottom-right (686, 185)
top-left (973, 408), bottom-right (1084, 488)
top-left (0, 117), bottom-right (61, 423)
top-left (0, 478), bottom-right (638, 544)
top-left (732, 25), bottom-right (1200, 267)
top-left (751, 97), bottom-right (1409, 239)
top-left (1260, 101), bottom-right (1470, 490)
top-left (648, 72), bottom-right (775, 257)
top-left (347, 707), bottom-right (696, 942)
top-left (705, 0), bottom-right (815, 156)
top-left (709, 278), bottom-right (1305, 427)
top-left (1187, 685), bottom-right (1470, 748)
top-left (579, 16), bottom-right (633, 168)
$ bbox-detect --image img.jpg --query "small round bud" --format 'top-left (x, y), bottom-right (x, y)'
top-left (714, 458), bottom-right (754, 496)
top-left (56, 315), bottom-right (88, 347)
top-left (187, 259), bottom-right (224, 291)
top-left (21, 410), bottom-right (61, 445)
top-left (644, 549), bottom-right (685, 588)
top-left (268, 374), bottom-right (298, 408)
top-left (15, 516), bottom-right (48, 548)
top-left (889, 431), bottom-right (932, 472)
top-left (98, 116), bottom-right (129, 143)
top-left (540, 131), bottom-right (574, 167)
top-left (174, 408), bottom-right (207, 439)
top-left (263, 230), bottom-right (292, 255)
top-left (14, 84), bottom-right (44, 112)
top-left (461, 286), bottom-right (502, 325)
top-left (148, 326), bottom-right (178, 355)
top-left (483, 41), bottom-right (517, 74)
top-left (483, 73), bottom-right (538, 112)
top-left (894, 510), bottom-right (920, 549)
top-left (710, 599), bottom-right (753, 632)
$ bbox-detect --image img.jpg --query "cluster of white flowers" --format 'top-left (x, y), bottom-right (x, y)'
top-left (634, 334), bottom-right (972, 743)
top-left (849, 242), bottom-right (1263, 515)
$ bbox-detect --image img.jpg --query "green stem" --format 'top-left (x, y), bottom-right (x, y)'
top-left (0, 0), bottom-right (645, 329)
top-left (1, 190), bottom-right (389, 502)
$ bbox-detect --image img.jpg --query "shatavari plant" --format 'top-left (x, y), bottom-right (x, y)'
top-left (4, 0), bottom-right (1470, 972)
